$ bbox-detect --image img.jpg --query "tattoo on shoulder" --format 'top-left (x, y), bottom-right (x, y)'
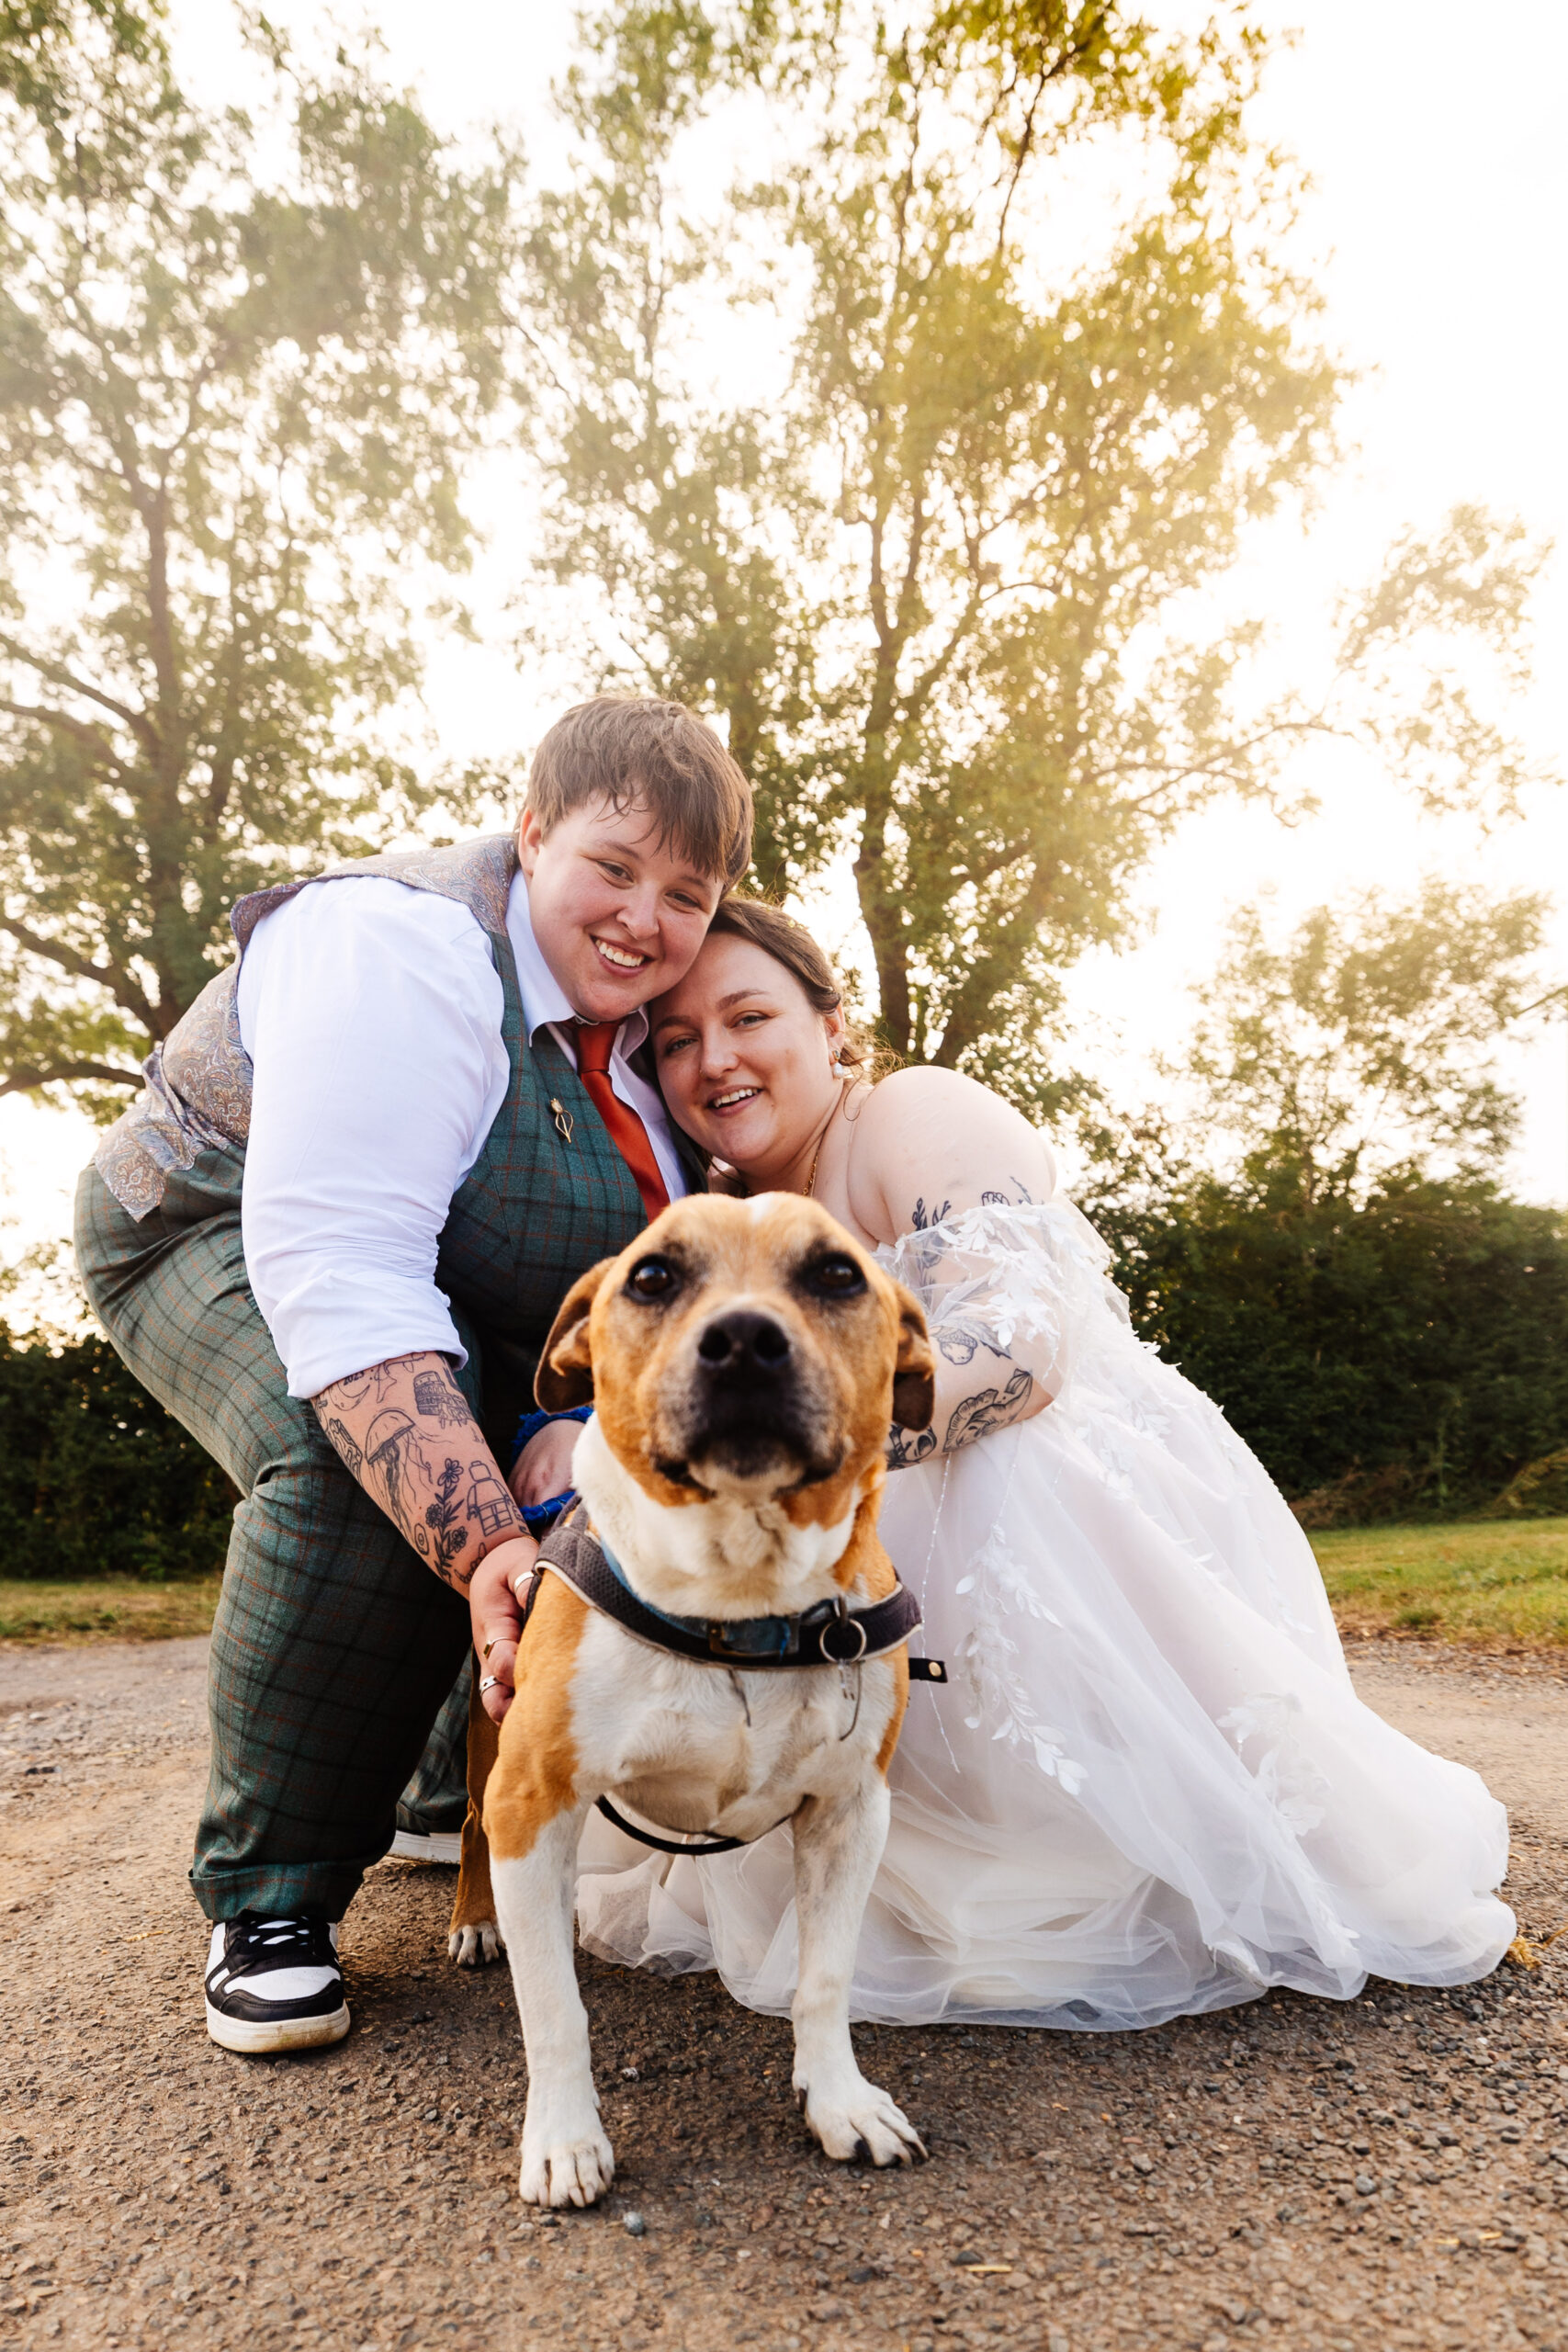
top-left (910, 1196), bottom-right (952, 1231)
top-left (886, 1422), bottom-right (940, 1471)
top-left (980, 1179), bottom-right (1035, 1205)
top-left (412, 1366), bottom-right (473, 1429)
top-left (943, 1364), bottom-right (1034, 1453)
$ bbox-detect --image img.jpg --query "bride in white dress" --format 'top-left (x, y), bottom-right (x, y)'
top-left (568, 898), bottom-right (1514, 2030)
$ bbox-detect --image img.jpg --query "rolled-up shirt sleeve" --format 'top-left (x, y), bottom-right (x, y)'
top-left (237, 879), bottom-right (509, 1399)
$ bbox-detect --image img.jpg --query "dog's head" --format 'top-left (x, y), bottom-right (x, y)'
top-left (536, 1193), bottom-right (934, 1525)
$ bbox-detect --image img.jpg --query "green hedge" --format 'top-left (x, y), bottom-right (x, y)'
top-left (1093, 1171), bottom-right (1568, 1524)
top-left (0, 1324), bottom-right (236, 1580)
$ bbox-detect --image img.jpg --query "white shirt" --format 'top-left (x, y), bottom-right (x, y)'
top-left (236, 868), bottom-right (689, 1398)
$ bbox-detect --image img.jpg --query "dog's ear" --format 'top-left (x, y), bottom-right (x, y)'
top-left (890, 1284), bottom-right (936, 1431)
top-left (536, 1260), bottom-right (614, 1410)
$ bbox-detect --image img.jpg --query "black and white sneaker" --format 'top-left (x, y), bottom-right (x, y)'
top-left (204, 1913), bottom-right (349, 2054)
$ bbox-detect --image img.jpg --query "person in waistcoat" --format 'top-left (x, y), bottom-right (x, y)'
top-left (74, 696), bottom-right (752, 2052)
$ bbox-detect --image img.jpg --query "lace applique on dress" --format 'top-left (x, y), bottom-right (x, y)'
top-left (875, 1198), bottom-right (1141, 1406)
top-left (1217, 1692), bottom-right (1332, 1838)
top-left (953, 1532), bottom-right (1087, 1797)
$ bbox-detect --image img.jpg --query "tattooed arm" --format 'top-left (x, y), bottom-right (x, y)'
top-left (833, 1066), bottom-right (1060, 1469)
top-left (886, 1339), bottom-right (1040, 1467)
top-left (312, 1351), bottom-right (534, 1722)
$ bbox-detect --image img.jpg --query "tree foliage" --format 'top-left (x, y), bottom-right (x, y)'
top-left (514, 0), bottom-right (1549, 1109)
top-left (0, 1), bottom-right (522, 1108)
top-left (1080, 883), bottom-right (1567, 1522)
top-left (0, 0), bottom-right (1552, 1130)
top-left (1173, 880), bottom-right (1551, 1201)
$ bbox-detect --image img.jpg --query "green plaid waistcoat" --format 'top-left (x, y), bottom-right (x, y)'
top-left (92, 832), bottom-right (678, 1409)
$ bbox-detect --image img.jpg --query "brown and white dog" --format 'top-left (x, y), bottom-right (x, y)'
top-left (446, 1192), bottom-right (936, 2208)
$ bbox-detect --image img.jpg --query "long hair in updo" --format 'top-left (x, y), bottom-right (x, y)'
top-left (704, 897), bottom-right (884, 1075)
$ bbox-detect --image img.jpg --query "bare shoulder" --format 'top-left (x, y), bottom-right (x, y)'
top-left (850, 1066), bottom-right (1031, 1153)
top-left (844, 1067), bottom-right (1055, 1242)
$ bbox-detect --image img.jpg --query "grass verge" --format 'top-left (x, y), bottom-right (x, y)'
top-left (1312, 1517), bottom-right (1568, 1649)
top-left (5, 1519), bottom-right (1567, 1651)
top-left (0, 1575), bottom-right (221, 1645)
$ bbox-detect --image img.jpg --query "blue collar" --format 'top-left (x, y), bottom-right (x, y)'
top-left (596, 1532), bottom-right (807, 1663)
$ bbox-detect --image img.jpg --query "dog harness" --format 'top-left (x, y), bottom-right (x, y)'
top-left (513, 1516), bottom-right (946, 1858)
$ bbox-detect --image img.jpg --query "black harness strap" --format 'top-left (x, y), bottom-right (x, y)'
top-left (594, 1794), bottom-right (784, 1858)
top-left (534, 1515), bottom-right (929, 1668)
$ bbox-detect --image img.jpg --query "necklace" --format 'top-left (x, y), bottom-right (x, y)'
top-left (805, 1080), bottom-right (848, 1200)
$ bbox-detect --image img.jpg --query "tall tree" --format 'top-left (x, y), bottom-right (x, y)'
top-left (519, 1), bottom-right (1549, 1111)
top-left (0, 3), bottom-right (522, 1108)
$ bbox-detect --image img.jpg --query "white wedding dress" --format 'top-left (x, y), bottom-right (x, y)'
top-left (573, 1197), bottom-right (1514, 2030)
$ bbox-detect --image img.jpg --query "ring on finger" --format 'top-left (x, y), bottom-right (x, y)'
top-left (479, 1674), bottom-right (502, 1695)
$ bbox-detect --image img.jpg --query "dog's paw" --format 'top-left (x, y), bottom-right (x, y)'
top-left (797, 2074), bottom-right (926, 2167)
top-left (446, 1918), bottom-right (505, 1967)
top-left (519, 2127), bottom-right (615, 2209)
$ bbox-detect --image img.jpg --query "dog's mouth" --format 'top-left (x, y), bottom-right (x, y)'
top-left (658, 1416), bottom-right (843, 1498)
top-left (657, 1379), bottom-right (842, 1496)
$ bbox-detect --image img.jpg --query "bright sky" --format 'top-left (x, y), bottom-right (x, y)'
top-left (4, 0), bottom-right (1566, 1308)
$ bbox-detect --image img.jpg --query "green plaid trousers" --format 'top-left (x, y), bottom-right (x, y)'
top-left (75, 1157), bottom-right (476, 1921)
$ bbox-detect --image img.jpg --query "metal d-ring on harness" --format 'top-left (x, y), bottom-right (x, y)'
top-left (511, 1514), bottom-right (946, 1860)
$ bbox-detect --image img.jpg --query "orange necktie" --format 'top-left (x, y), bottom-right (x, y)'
top-left (574, 1022), bottom-right (670, 1222)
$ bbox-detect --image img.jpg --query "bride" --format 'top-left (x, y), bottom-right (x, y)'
top-left (566, 896), bottom-right (1513, 2030)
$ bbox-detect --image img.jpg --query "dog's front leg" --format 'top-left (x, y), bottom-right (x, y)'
top-left (790, 1780), bottom-right (925, 2166)
top-left (491, 1802), bottom-right (613, 2209)
top-left (448, 1658), bottom-right (503, 1967)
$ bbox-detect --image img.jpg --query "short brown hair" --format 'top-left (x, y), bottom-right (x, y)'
top-left (706, 896), bottom-right (879, 1071)
top-left (526, 695), bottom-right (752, 886)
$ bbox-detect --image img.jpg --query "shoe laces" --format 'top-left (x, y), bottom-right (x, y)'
top-left (223, 1912), bottom-right (336, 1971)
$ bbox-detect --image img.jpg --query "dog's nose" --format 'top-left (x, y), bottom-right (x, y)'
top-left (694, 1308), bottom-right (792, 1378)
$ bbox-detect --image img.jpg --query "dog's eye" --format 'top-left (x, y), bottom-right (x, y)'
top-left (626, 1255), bottom-right (679, 1301)
top-left (804, 1252), bottom-right (866, 1296)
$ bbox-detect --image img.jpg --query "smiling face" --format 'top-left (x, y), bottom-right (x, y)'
top-left (650, 932), bottom-right (846, 1181)
top-left (535, 1193), bottom-right (934, 1524)
top-left (518, 796), bottom-right (726, 1023)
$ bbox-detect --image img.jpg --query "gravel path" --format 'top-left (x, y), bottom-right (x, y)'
top-left (3, 1634), bottom-right (1566, 2352)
